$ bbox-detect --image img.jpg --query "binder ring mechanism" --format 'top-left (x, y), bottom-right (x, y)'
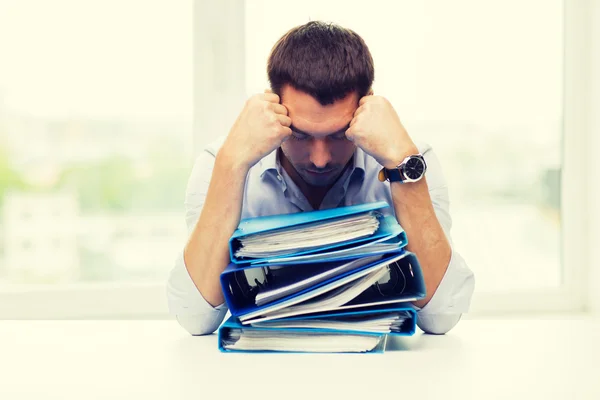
top-left (374, 261), bottom-right (407, 297)
top-left (233, 261), bottom-right (408, 301)
top-left (234, 266), bottom-right (272, 300)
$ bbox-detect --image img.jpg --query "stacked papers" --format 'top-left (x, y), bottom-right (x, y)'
top-left (254, 255), bottom-right (383, 306)
top-left (241, 262), bottom-right (392, 324)
top-left (221, 329), bottom-right (386, 353)
top-left (251, 313), bottom-right (411, 333)
top-left (234, 211), bottom-right (380, 259)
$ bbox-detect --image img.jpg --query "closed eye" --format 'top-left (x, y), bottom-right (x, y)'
top-left (330, 132), bottom-right (347, 140)
top-left (291, 132), bottom-right (345, 141)
top-left (291, 132), bottom-right (310, 141)
top-left (289, 123), bottom-right (350, 141)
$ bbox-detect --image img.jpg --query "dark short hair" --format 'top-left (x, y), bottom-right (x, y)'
top-left (267, 21), bottom-right (374, 106)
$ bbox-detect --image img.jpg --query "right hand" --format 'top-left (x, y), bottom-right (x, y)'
top-left (221, 89), bottom-right (292, 169)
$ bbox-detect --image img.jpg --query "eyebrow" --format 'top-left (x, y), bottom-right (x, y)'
top-left (290, 123), bottom-right (351, 137)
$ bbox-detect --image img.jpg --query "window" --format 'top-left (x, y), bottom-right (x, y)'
top-left (0, 1), bottom-right (193, 291)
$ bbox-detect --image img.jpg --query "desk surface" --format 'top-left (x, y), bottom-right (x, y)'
top-left (0, 317), bottom-right (598, 400)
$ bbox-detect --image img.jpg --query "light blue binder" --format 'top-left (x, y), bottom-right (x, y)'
top-left (228, 201), bottom-right (407, 264)
top-left (230, 202), bottom-right (409, 263)
top-left (217, 304), bottom-right (417, 353)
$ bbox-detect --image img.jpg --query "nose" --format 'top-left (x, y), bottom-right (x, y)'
top-left (309, 138), bottom-right (332, 169)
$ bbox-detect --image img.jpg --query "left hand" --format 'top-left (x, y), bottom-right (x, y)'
top-left (345, 95), bottom-right (418, 169)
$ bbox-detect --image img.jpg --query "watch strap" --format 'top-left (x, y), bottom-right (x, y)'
top-left (378, 166), bottom-right (404, 183)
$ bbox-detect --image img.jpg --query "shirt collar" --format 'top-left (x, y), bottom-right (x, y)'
top-left (352, 146), bottom-right (366, 176)
top-left (258, 149), bottom-right (281, 179)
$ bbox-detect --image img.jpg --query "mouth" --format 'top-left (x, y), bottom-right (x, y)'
top-left (305, 169), bottom-right (335, 176)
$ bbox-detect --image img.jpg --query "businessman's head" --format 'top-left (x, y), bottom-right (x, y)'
top-left (267, 21), bottom-right (374, 187)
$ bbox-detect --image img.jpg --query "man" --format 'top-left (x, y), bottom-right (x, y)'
top-left (167, 21), bottom-right (475, 336)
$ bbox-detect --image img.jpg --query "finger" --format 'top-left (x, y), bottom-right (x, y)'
top-left (269, 102), bottom-right (288, 115)
top-left (352, 105), bottom-right (366, 118)
top-left (265, 88), bottom-right (273, 94)
top-left (367, 88), bottom-right (374, 96)
top-left (345, 125), bottom-right (355, 141)
top-left (276, 114), bottom-right (292, 127)
top-left (262, 92), bottom-right (280, 103)
top-left (359, 95), bottom-right (373, 106)
top-left (350, 111), bottom-right (364, 126)
top-left (280, 126), bottom-right (292, 141)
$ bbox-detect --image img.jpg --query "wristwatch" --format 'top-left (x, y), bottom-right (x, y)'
top-left (378, 154), bottom-right (427, 183)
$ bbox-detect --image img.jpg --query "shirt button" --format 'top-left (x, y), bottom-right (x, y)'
top-left (277, 175), bottom-right (282, 181)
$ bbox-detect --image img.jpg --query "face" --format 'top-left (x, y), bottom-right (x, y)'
top-left (280, 85), bottom-right (358, 187)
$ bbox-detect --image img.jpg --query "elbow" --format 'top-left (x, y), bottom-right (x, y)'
top-left (166, 252), bottom-right (229, 336)
top-left (167, 290), bottom-right (228, 336)
top-left (417, 313), bottom-right (463, 335)
top-left (415, 250), bottom-right (475, 335)
top-left (175, 314), bottom-right (219, 336)
top-left (167, 284), bottom-right (228, 336)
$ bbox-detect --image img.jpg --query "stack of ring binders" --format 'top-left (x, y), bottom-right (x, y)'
top-left (218, 201), bottom-right (427, 353)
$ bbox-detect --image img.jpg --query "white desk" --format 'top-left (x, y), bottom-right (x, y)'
top-left (0, 317), bottom-right (598, 400)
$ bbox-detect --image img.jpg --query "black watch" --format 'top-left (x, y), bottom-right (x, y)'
top-left (378, 154), bottom-right (427, 183)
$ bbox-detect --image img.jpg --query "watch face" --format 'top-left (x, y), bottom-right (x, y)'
top-left (404, 157), bottom-right (425, 180)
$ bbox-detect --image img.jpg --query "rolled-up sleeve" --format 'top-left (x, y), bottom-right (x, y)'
top-left (166, 145), bottom-right (230, 335)
top-left (414, 144), bottom-right (476, 334)
top-left (167, 250), bottom-right (229, 335)
top-left (414, 249), bottom-right (475, 334)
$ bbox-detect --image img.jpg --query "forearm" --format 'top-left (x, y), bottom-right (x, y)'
top-left (183, 150), bottom-right (249, 307)
top-left (390, 177), bottom-right (452, 308)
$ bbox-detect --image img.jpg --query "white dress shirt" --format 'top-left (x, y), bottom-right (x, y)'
top-left (167, 136), bottom-right (475, 336)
